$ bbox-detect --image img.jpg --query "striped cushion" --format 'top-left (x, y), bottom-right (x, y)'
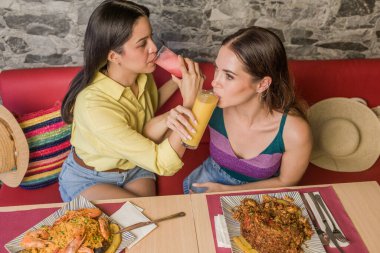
top-left (17, 102), bottom-right (71, 189)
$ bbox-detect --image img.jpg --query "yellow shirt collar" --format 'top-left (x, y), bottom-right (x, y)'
top-left (92, 71), bottom-right (148, 100)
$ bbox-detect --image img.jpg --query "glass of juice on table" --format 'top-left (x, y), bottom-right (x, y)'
top-left (155, 45), bottom-right (182, 78)
top-left (182, 90), bottom-right (219, 149)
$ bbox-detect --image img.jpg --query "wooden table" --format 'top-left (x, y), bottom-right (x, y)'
top-left (1, 181), bottom-right (379, 252)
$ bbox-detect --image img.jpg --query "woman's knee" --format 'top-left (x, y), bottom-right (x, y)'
top-left (123, 178), bottom-right (156, 197)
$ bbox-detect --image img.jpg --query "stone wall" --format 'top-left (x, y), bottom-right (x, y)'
top-left (0, 0), bottom-right (379, 70)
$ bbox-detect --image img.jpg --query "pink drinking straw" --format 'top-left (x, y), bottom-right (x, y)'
top-left (155, 46), bottom-right (182, 78)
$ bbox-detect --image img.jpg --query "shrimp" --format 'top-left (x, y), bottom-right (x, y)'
top-left (98, 217), bottom-right (110, 240)
top-left (21, 229), bottom-right (53, 249)
top-left (54, 208), bottom-right (103, 226)
top-left (78, 246), bottom-right (94, 253)
top-left (80, 208), bottom-right (102, 218)
top-left (62, 235), bottom-right (86, 253)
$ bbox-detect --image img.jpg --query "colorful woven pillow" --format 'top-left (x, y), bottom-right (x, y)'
top-left (17, 101), bottom-right (71, 189)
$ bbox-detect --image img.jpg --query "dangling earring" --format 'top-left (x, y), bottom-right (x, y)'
top-left (261, 82), bottom-right (271, 100)
top-left (261, 90), bottom-right (268, 100)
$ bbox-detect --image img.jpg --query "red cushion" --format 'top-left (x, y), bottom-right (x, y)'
top-left (0, 183), bottom-right (62, 206)
top-left (289, 59), bottom-right (380, 107)
top-left (0, 67), bottom-right (81, 115)
top-left (1, 60), bottom-right (380, 206)
top-left (299, 160), bottom-right (380, 186)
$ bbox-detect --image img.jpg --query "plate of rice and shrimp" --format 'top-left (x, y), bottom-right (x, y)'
top-left (5, 195), bottom-right (135, 253)
top-left (220, 191), bottom-right (326, 253)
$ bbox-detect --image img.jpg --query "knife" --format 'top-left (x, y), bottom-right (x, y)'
top-left (113, 211), bottom-right (186, 234)
top-left (308, 193), bottom-right (344, 253)
top-left (300, 193), bottom-right (330, 245)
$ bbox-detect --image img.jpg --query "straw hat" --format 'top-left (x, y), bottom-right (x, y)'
top-left (308, 97), bottom-right (380, 172)
top-left (0, 105), bottom-right (29, 187)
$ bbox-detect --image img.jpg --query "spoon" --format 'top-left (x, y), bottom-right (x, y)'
top-left (113, 211), bottom-right (186, 234)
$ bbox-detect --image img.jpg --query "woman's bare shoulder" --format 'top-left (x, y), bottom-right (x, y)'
top-left (283, 114), bottom-right (312, 149)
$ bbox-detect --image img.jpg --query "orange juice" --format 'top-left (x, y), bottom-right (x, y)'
top-left (182, 90), bottom-right (219, 149)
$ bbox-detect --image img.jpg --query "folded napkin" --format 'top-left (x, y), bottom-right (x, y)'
top-left (214, 214), bottom-right (231, 248)
top-left (303, 192), bottom-right (350, 248)
top-left (111, 201), bottom-right (157, 248)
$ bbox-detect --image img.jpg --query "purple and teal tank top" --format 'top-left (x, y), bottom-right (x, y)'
top-left (209, 107), bottom-right (286, 182)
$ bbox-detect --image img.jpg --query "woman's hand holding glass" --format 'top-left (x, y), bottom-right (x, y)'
top-left (166, 105), bottom-right (197, 141)
top-left (171, 55), bottom-right (204, 108)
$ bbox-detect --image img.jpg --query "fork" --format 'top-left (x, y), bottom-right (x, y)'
top-left (315, 194), bottom-right (349, 243)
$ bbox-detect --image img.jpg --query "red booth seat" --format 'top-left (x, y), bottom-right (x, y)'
top-left (1, 59), bottom-right (379, 206)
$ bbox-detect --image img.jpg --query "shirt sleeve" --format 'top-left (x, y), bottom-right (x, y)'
top-left (82, 100), bottom-right (184, 176)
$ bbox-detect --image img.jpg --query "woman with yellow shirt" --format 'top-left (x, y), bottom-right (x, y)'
top-left (59, 0), bottom-right (203, 201)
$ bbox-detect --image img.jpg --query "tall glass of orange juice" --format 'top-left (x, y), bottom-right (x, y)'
top-left (182, 90), bottom-right (219, 149)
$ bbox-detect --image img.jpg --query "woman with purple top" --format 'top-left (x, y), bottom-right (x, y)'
top-left (182, 26), bottom-right (313, 193)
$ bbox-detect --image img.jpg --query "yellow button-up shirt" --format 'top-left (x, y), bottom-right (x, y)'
top-left (71, 72), bottom-right (183, 176)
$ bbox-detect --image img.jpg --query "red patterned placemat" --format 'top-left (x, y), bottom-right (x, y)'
top-left (206, 186), bottom-right (368, 253)
top-left (0, 202), bottom-right (122, 251)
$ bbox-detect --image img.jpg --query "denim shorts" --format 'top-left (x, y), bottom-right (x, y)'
top-left (183, 157), bottom-right (246, 194)
top-left (59, 150), bottom-right (156, 202)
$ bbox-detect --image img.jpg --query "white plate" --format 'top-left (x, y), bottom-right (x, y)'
top-left (5, 195), bottom-right (136, 253)
top-left (220, 191), bottom-right (326, 253)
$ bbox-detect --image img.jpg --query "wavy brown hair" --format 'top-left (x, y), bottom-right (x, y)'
top-left (61, 0), bottom-right (150, 123)
top-left (222, 26), bottom-right (307, 119)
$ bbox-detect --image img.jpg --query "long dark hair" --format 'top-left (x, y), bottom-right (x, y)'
top-left (222, 26), bottom-right (307, 119)
top-left (61, 0), bottom-right (150, 123)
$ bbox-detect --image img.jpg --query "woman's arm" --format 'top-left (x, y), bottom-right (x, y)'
top-left (143, 106), bottom-right (196, 143)
top-left (193, 116), bottom-right (313, 193)
top-left (157, 79), bottom-right (178, 108)
top-left (145, 76), bottom-right (180, 143)
top-left (142, 112), bottom-right (169, 143)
